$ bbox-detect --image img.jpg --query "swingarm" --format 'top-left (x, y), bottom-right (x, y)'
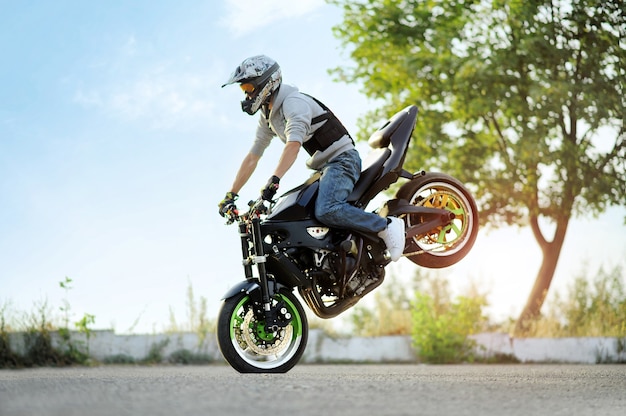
top-left (381, 198), bottom-right (456, 240)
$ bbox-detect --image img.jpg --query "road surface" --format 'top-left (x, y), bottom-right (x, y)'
top-left (1, 364), bottom-right (624, 416)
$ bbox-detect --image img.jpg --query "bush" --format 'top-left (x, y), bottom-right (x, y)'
top-left (168, 349), bottom-right (213, 364)
top-left (349, 275), bottom-right (413, 337)
top-left (102, 354), bottom-right (136, 364)
top-left (0, 305), bottom-right (20, 368)
top-left (526, 265), bottom-right (626, 337)
top-left (410, 282), bottom-right (488, 364)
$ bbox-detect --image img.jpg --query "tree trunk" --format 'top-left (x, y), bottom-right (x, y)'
top-left (513, 215), bottom-right (570, 336)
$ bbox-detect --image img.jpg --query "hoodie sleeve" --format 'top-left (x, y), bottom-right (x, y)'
top-left (250, 115), bottom-right (275, 156)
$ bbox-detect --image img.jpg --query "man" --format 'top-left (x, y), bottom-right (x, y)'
top-left (218, 55), bottom-right (404, 261)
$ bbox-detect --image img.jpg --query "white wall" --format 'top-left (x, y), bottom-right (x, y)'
top-left (6, 330), bottom-right (626, 364)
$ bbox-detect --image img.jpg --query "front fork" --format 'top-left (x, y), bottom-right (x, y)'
top-left (239, 218), bottom-right (289, 331)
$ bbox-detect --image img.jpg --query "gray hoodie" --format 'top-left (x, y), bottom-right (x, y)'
top-left (250, 84), bottom-right (355, 170)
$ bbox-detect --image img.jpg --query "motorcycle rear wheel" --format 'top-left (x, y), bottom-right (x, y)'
top-left (396, 172), bottom-right (479, 268)
top-left (216, 290), bottom-right (308, 373)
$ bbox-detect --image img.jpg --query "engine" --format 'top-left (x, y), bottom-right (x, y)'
top-left (289, 230), bottom-right (385, 301)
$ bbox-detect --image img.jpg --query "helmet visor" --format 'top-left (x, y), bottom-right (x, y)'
top-left (240, 83), bottom-right (255, 96)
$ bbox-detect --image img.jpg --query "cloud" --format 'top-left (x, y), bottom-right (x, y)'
top-left (73, 70), bottom-right (217, 131)
top-left (69, 33), bottom-right (225, 131)
top-left (220, 0), bottom-right (326, 37)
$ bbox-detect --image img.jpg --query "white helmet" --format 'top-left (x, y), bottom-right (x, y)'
top-left (222, 55), bottom-right (282, 115)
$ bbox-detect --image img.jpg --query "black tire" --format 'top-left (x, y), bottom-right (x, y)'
top-left (216, 290), bottom-right (308, 373)
top-left (396, 172), bottom-right (479, 268)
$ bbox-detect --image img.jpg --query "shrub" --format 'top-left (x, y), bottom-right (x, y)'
top-left (102, 354), bottom-right (136, 364)
top-left (411, 288), bottom-right (487, 364)
top-left (349, 275), bottom-right (413, 337)
top-left (528, 264), bottom-right (626, 337)
top-left (141, 339), bottom-right (170, 364)
top-left (0, 304), bottom-right (20, 368)
top-left (168, 349), bottom-right (213, 364)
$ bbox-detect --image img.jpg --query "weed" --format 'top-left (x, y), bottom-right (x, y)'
top-left (0, 303), bottom-right (20, 368)
top-left (74, 313), bottom-right (96, 356)
top-left (165, 280), bottom-right (215, 348)
top-left (22, 301), bottom-right (71, 366)
top-left (102, 354), bottom-right (136, 364)
top-left (142, 339), bottom-right (170, 364)
top-left (168, 349), bottom-right (213, 365)
top-left (0, 278), bottom-right (96, 368)
top-left (500, 265), bottom-right (626, 338)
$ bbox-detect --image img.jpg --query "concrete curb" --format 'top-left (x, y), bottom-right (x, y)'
top-left (5, 330), bottom-right (626, 364)
top-left (473, 333), bottom-right (626, 364)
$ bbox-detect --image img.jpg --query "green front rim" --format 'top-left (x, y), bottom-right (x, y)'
top-left (228, 293), bottom-right (303, 369)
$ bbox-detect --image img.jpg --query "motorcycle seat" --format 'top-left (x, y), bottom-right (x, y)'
top-left (367, 108), bottom-right (410, 149)
top-left (347, 106), bottom-right (416, 205)
top-left (348, 147), bottom-right (391, 203)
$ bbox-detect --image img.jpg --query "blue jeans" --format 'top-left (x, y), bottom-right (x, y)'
top-left (315, 149), bottom-right (387, 234)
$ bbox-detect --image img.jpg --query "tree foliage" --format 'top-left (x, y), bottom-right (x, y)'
top-left (330, 0), bottom-right (625, 334)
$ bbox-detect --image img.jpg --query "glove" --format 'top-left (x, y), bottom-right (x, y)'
top-left (218, 192), bottom-right (239, 220)
top-left (261, 175), bottom-right (280, 201)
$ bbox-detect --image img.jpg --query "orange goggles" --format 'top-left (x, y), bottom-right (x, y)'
top-left (240, 83), bottom-right (256, 95)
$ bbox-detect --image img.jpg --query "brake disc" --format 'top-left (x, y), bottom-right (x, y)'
top-left (241, 309), bottom-right (293, 356)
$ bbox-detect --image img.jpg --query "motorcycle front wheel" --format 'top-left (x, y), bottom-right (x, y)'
top-left (396, 172), bottom-right (479, 268)
top-left (216, 289), bottom-right (308, 373)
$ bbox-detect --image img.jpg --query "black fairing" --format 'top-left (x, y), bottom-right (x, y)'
top-left (266, 174), bottom-right (320, 222)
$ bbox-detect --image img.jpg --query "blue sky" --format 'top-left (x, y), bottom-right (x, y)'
top-left (1, 1), bottom-right (624, 334)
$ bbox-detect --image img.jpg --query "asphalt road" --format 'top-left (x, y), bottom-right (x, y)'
top-left (1, 364), bottom-right (624, 416)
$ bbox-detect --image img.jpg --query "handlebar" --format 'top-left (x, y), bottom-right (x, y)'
top-left (247, 198), bottom-right (268, 216)
top-left (224, 197), bottom-right (269, 225)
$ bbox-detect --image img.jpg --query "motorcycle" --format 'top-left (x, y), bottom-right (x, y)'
top-left (216, 105), bottom-right (479, 373)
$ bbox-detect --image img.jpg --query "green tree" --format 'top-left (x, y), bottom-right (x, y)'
top-left (330, 0), bottom-right (625, 335)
